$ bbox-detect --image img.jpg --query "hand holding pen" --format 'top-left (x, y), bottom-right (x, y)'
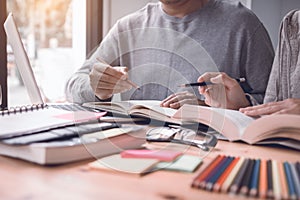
top-left (196, 72), bottom-right (252, 110)
top-left (89, 57), bottom-right (139, 100)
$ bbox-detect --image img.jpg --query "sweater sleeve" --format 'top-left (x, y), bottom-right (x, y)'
top-left (241, 23), bottom-right (275, 104)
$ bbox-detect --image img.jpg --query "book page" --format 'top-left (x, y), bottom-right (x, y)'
top-left (173, 105), bottom-right (255, 141)
top-left (243, 114), bottom-right (300, 144)
top-left (215, 108), bottom-right (255, 136)
top-left (83, 101), bottom-right (132, 114)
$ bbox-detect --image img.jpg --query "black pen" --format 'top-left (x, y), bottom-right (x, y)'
top-left (178, 78), bottom-right (246, 88)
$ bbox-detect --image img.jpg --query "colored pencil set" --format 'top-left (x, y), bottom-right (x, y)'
top-left (191, 155), bottom-right (300, 199)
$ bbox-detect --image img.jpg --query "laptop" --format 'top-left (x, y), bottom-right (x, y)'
top-left (4, 13), bottom-right (87, 111)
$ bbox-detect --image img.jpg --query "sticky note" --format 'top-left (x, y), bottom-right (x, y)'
top-left (121, 149), bottom-right (182, 162)
top-left (155, 155), bottom-right (202, 173)
top-left (88, 154), bottom-right (159, 175)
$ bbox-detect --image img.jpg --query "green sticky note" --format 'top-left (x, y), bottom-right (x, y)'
top-left (155, 155), bottom-right (202, 173)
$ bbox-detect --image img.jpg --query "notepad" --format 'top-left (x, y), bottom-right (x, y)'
top-left (88, 154), bottom-right (159, 175)
top-left (121, 149), bottom-right (182, 162)
top-left (154, 155), bottom-right (202, 173)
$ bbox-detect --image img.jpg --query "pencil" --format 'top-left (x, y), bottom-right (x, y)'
top-left (221, 157), bottom-right (245, 193)
top-left (213, 157), bottom-right (240, 192)
top-left (205, 156), bottom-right (234, 191)
top-left (249, 159), bottom-right (260, 197)
top-left (191, 155), bottom-right (223, 188)
top-left (272, 160), bottom-right (281, 199)
top-left (266, 160), bottom-right (274, 199)
top-left (278, 161), bottom-right (289, 200)
top-left (284, 162), bottom-right (297, 199)
top-left (178, 78), bottom-right (246, 88)
top-left (290, 162), bottom-right (300, 197)
top-left (258, 159), bottom-right (268, 199)
top-left (240, 159), bottom-right (256, 196)
top-left (201, 155), bottom-right (228, 189)
top-left (229, 158), bottom-right (250, 194)
top-left (96, 57), bottom-right (140, 90)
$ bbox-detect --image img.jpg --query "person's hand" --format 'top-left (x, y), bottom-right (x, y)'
top-left (198, 72), bottom-right (250, 110)
top-left (160, 91), bottom-right (205, 109)
top-left (89, 62), bottom-right (132, 100)
top-left (240, 98), bottom-right (300, 116)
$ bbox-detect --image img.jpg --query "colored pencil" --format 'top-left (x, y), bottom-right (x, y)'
top-left (213, 157), bottom-right (240, 192)
top-left (221, 157), bottom-right (245, 193)
top-left (249, 159), bottom-right (260, 197)
top-left (278, 161), bottom-right (289, 200)
top-left (296, 162), bottom-right (300, 176)
top-left (240, 159), bottom-right (255, 196)
top-left (229, 158), bottom-right (250, 194)
top-left (199, 155), bottom-right (227, 189)
top-left (284, 162), bottom-right (297, 199)
top-left (205, 156), bottom-right (234, 191)
top-left (191, 155), bottom-right (223, 188)
top-left (272, 160), bottom-right (281, 199)
top-left (290, 162), bottom-right (300, 197)
top-left (266, 160), bottom-right (274, 199)
top-left (259, 159), bottom-right (268, 199)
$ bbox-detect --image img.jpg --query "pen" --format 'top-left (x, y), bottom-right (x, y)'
top-left (96, 57), bottom-right (140, 90)
top-left (178, 78), bottom-right (246, 88)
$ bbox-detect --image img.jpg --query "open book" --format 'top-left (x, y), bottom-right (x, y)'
top-left (173, 104), bottom-right (300, 150)
top-left (83, 100), bottom-right (181, 124)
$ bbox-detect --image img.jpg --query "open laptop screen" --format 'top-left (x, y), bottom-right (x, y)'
top-left (4, 13), bottom-right (44, 105)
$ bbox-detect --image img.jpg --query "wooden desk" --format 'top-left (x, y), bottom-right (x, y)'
top-left (0, 140), bottom-right (299, 200)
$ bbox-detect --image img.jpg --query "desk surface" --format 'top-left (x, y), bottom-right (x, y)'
top-left (0, 140), bottom-right (299, 200)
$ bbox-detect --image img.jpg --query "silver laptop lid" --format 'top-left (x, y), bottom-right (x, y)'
top-left (4, 13), bottom-right (44, 105)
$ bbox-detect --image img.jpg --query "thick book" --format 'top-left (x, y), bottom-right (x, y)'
top-left (172, 104), bottom-right (300, 150)
top-left (83, 100), bottom-right (181, 124)
top-left (0, 126), bottom-right (145, 165)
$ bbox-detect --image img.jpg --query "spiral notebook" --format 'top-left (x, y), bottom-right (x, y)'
top-left (0, 105), bottom-right (105, 139)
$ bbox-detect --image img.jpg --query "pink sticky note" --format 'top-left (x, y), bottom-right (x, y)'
top-left (55, 111), bottom-right (106, 122)
top-left (121, 149), bottom-right (182, 162)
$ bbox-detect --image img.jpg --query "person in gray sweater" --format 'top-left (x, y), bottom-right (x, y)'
top-left (199, 9), bottom-right (300, 115)
top-left (65, 0), bottom-right (274, 105)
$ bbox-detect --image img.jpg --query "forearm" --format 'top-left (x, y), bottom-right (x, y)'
top-left (65, 73), bottom-right (97, 104)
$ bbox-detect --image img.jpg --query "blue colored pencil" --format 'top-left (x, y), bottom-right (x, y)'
top-left (249, 159), bottom-right (260, 197)
top-left (205, 156), bottom-right (234, 191)
top-left (284, 162), bottom-right (297, 199)
top-left (290, 162), bottom-right (300, 197)
top-left (200, 156), bottom-right (228, 189)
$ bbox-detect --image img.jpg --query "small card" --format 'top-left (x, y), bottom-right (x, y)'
top-left (88, 154), bottom-right (159, 175)
top-left (121, 149), bottom-right (182, 162)
top-left (154, 155), bottom-right (202, 173)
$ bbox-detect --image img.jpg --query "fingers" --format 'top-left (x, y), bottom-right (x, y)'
top-left (160, 92), bottom-right (198, 108)
top-left (90, 63), bottom-right (133, 100)
top-left (240, 102), bottom-right (283, 116)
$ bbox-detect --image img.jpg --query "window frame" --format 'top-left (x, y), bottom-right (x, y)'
top-left (0, 0), bottom-right (103, 108)
top-left (0, 0), bottom-right (7, 109)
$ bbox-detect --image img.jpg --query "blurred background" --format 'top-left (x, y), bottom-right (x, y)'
top-left (4, 0), bottom-right (300, 107)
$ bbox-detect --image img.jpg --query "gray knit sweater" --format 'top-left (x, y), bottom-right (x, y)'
top-left (65, 0), bottom-right (274, 104)
top-left (264, 10), bottom-right (300, 103)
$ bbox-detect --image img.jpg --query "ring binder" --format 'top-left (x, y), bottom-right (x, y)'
top-left (0, 104), bottom-right (48, 116)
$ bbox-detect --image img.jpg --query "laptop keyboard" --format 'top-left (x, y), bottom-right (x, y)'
top-left (49, 103), bottom-right (94, 112)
